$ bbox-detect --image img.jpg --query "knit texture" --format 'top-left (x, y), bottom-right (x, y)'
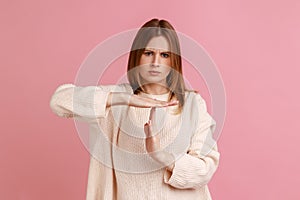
top-left (50, 83), bottom-right (220, 200)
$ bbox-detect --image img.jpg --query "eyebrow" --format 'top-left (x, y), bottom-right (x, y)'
top-left (144, 48), bottom-right (171, 53)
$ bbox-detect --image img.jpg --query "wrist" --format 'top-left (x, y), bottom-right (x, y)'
top-left (166, 163), bottom-right (175, 172)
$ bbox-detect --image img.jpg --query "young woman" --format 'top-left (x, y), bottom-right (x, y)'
top-left (50, 18), bottom-right (220, 200)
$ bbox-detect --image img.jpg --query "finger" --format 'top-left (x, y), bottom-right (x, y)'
top-left (145, 133), bottom-right (160, 153)
top-left (132, 95), bottom-right (179, 108)
top-left (153, 100), bottom-right (179, 108)
top-left (149, 107), bottom-right (156, 122)
top-left (145, 137), bottom-right (160, 152)
top-left (144, 123), bottom-right (149, 137)
top-left (144, 122), bottom-right (152, 137)
top-left (141, 97), bottom-right (170, 108)
top-left (166, 100), bottom-right (179, 106)
top-left (146, 99), bottom-right (169, 108)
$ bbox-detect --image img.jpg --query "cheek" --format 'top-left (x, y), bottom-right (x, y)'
top-left (139, 56), bottom-right (144, 65)
top-left (162, 68), bottom-right (171, 77)
top-left (138, 66), bottom-right (148, 75)
top-left (139, 56), bottom-right (150, 65)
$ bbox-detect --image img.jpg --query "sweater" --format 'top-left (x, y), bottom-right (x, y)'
top-left (49, 83), bottom-right (220, 200)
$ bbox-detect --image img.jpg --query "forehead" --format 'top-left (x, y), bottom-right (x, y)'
top-left (145, 36), bottom-right (170, 51)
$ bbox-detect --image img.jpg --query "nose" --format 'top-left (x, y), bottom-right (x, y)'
top-left (151, 52), bottom-right (160, 67)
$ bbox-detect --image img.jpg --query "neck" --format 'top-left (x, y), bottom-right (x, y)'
top-left (141, 83), bottom-right (170, 95)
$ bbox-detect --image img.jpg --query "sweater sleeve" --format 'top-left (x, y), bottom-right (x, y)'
top-left (163, 93), bottom-right (220, 189)
top-left (49, 83), bottom-right (132, 123)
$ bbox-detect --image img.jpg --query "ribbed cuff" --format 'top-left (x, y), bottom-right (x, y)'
top-left (163, 154), bottom-right (207, 189)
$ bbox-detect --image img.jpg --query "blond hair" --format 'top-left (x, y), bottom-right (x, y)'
top-left (127, 18), bottom-right (188, 114)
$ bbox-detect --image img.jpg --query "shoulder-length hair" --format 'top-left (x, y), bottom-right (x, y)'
top-left (127, 18), bottom-right (187, 114)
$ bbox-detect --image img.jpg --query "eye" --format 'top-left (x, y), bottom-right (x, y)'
top-left (161, 53), bottom-right (170, 58)
top-left (144, 51), bottom-right (153, 56)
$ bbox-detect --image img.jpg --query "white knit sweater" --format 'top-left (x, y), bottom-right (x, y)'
top-left (50, 83), bottom-right (220, 200)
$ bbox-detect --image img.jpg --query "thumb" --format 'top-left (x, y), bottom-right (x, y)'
top-left (144, 120), bottom-right (152, 137)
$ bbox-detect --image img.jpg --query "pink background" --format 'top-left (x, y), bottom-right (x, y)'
top-left (1, 0), bottom-right (300, 199)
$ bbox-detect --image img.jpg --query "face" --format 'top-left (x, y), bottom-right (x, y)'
top-left (138, 36), bottom-right (171, 86)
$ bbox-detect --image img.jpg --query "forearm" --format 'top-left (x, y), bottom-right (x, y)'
top-left (106, 92), bottom-right (130, 107)
top-left (50, 84), bottom-right (126, 121)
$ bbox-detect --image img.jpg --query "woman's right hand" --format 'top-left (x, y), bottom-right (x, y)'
top-left (107, 92), bottom-right (179, 108)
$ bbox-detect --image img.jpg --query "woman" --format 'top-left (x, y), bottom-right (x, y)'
top-left (50, 18), bottom-right (220, 200)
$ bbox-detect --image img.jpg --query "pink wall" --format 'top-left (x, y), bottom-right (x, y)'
top-left (1, 0), bottom-right (300, 199)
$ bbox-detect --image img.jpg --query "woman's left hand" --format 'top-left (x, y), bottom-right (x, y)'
top-left (144, 107), bottom-right (175, 171)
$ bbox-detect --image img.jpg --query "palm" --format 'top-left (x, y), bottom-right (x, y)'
top-left (144, 108), bottom-right (175, 170)
top-left (144, 107), bottom-right (160, 152)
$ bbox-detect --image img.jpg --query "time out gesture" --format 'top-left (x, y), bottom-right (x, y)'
top-left (107, 92), bottom-right (177, 171)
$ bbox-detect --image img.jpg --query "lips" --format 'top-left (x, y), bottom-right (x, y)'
top-left (148, 70), bottom-right (161, 75)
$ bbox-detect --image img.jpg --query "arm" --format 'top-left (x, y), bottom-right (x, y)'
top-left (49, 83), bottom-right (178, 123)
top-left (163, 94), bottom-right (220, 189)
top-left (49, 83), bottom-right (131, 123)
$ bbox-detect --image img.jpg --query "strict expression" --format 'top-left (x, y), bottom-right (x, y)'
top-left (138, 36), bottom-right (172, 85)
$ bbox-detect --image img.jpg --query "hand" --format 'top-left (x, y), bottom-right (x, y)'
top-left (107, 92), bottom-right (178, 108)
top-left (144, 107), bottom-right (175, 171)
top-left (144, 107), bottom-right (160, 152)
